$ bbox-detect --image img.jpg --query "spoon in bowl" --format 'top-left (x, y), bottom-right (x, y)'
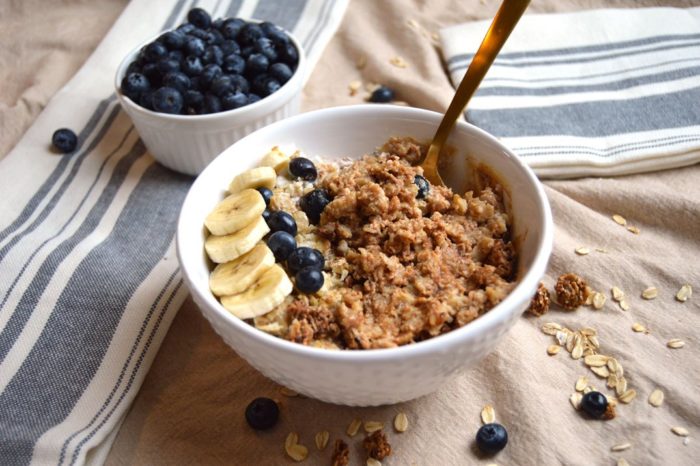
top-left (420, 0), bottom-right (531, 186)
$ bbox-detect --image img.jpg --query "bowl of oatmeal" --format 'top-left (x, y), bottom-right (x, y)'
top-left (177, 104), bottom-right (553, 406)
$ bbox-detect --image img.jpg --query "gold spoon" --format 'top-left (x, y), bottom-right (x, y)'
top-left (421, 0), bottom-right (531, 186)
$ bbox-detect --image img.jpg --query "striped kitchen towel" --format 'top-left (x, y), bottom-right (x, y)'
top-left (440, 7), bottom-right (700, 178)
top-left (0, 0), bottom-right (347, 465)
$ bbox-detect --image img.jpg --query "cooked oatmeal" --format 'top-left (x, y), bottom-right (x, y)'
top-left (253, 137), bottom-right (517, 349)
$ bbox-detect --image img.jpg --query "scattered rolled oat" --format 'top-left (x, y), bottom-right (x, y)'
top-left (575, 246), bottom-right (590, 255)
top-left (527, 282), bottom-right (551, 316)
top-left (671, 426), bottom-right (689, 437)
top-left (356, 55), bottom-right (367, 70)
top-left (348, 80), bottom-right (362, 96)
top-left (575, 376), bottom-right (589, 392)
top-left (367, 459), bottom-right (382, 466)
top-left (584, 354), bottom-right (609, 367)
top-left (481, 404), bottom-right (496, 424)
top-left (619, 299), bottom-right (630, 311)
top-left (595, 247), bottom-right (608, 253)
top-left (389, 56), bottom-right (408, 68)
top-left (615, 378), bottom-right (628, 397)
top-left (611, 443), bottom-right (632, 452)
top-left (627, 226), bottom-right (640, 234)
top-left (541, 322), bottom-right (562, 335)
top-left (631, 323), bottom-right (646, 333)
top-left (332, 439), bottom-right (350, 466)
top-left (394, 412), bottom-right (408, 433)
top-left (364, 421), bottom-right (384, 433)
top-left (285, 432), bottom-right (309, 462)
top-left (280, 387), bottom-right (299, 397)
top-left (347, 418), bottom-right (362, 437)
top-left (363, 430), bottom-right (392, 460)
top-left (612, 214), bottom-right (627, 226)
top-left (547, 344), bottom-right (561, 356)
top-left (676, 284), bottom-right (692, 302)
top-left (619, 389), bottom-right (637, 404)
top-left (315, 430), bottom-right (329, 450)
top-left (641, 287), bottom-right (658, 300)
top-left (667, 338), bottom-right (685, 349)
top-left (555, 273), bottom-right (590, 309)
top-left (591, 365), bottom-right (610, 378)
top-left (648, 389), bottom-right (664, 407)
top-left (611, 286), bottom-right (625, 301)
top-left (570, 392), bottom-right (583, 410)
top-left (617, 458), bottom-right (630, 466)
top-left (592, 292), bottom-right (606, 310)
top-left (286, 432), bottom-right (298, 450)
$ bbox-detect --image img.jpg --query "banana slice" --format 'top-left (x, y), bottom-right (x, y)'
top-left (259, 146), bottom-right (291, 173)
top-left (205, 215), bottom-right (270, 263)
top-left (228, 166), bottom-right (277, 194)
top-left (220, 264), bottom-right (293, 319)
top-left (204, 189), bottom-right (265, 236)
top-left (209, 242), bottom-right (275, 296)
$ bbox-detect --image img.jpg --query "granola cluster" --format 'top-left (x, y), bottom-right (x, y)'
top-left (331, 439), bottom-right (349, 466)
top-left (555, 273), bottom-right (590, 309)
top-left (527, 282), bottom-right (551, 316)
top-left (363, 430), bottom-right (392, 460)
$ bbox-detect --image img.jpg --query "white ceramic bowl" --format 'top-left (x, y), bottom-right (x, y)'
top-left (177, 105), bottom-right (553, 406)
top-left (114, 29), bottom-right (306, 176)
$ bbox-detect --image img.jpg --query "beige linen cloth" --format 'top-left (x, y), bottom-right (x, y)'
top-left (2, 0), bottom-right (698, 465)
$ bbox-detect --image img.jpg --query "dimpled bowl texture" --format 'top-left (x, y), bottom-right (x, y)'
top-left (177, 105), bottom-right (553, 406)
top-left (114, 28), bottom-right (306, 176)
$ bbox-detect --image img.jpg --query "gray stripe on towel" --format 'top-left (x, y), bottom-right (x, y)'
top-left (0, 163), bottom-right (191, 466)
top-left (252, 0), bottom-right (308, 32)
top-left (467, 86), bottom-right (700, 140)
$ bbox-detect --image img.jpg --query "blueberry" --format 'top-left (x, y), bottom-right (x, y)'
top-left (251, 74), bottom-right (270, 94)
top-left (210, 75), bottom-right (234, 96)
top-left (295, 267), bottom-right (324, 294)
top-left (139, 90), bottom-right (154, 110)
top-left (161, 30), bottom-right (185, 50)
top-left (299, 189), bottom-right (331, 224)
top-left (476, 423), bottom-right (508, 454)
top-left (125, 60), bottom-right (142, 76)
top-left (269, 62), bottom-right (293, 84)
top-left (267, 231), bottom-right (296, 262)
top-left (580, 391), bottom-right (608, 418)
top-left (246, 53), bottom-right (270, 74)
top-left (248, 93), bottom-right (261, 104)
top-left (238, 23), bottom-right (264, 46)
top-left (168, 50), bottom-right (184, 63)
top-left (254, 37), bottom-right (278, 62)
top-left (260, 77), bottom-right (280, 96)
top-left (141, 62), bottom-right (160, 85)
top-left (189, 27), bottom-right (208, 40)
top-left (202, 45), bottom-right (224, 66)
top-left (184, 89), bottom-right (204, 114)
top-left (221, 90), bottom-right (248, 110)
top-left (52, 128), bottom-right (78, 153)
top-left (177, 23), bottom-right (195, 35)
top-left (157, 57), bottom-right (180, 74)
top-left (220, 39), bottom-right (241, 56)
top-left (414, 175), bottom-right (430, 199)
top-left (267, 211), bottom-right (297, 236)
top-left (200, 64), bottom-right (223, 89)
top-left (187, 8), bottom-right (211, 29)
top-left (230, 74), bottom-right (250, 93)
top-left (152, 87), bottom-right (184, 114)
top-left (221, 18), bottom-right (246, 40)
top-left (279, 42), bottom-right (299, 66)
top-left (262, 208), bottom-right (272, 222)
top-left (288, 157), bottom-right (317, 181)
top-left (144, 41), bottom-right (168, 62)
top-left (121, 72), bottom-right (150, 102)
top-left (203, 93), bottom-right (222, 113)
top-left (163, 71), bottom-right (190, 93)
top-left (256, 187), bottom-right (273, 206)
top-left (223, 54), bottom-right (246, 75)
top-left (203, 29), bottom-right (224, 46)
top-left (182, 55), bottom-right (204, 76)
top-left (184, 37), bottom-right (205, 57)
top-left (245, 397), bottom-right (279, 430)
top-left (260, 22), bottom-right (289, 46)
top-left (286, 247), bottom-right (324, 275)
top-left (370, 85), bottom-right (395, 103)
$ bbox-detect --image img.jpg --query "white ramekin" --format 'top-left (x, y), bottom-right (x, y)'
top-left (114, 28), bottom-right (306, 176)
top-left (177, 105), bottom-right (554, 406)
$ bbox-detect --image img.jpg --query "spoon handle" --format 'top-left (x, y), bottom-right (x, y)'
top-left (431, 0), bottom-right (530, 153)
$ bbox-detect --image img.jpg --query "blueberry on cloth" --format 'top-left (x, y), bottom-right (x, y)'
top-left (288, 157), bottom-right (317, 181)
top-left (52, 128), bottom-right (78, 153)
top-left (245, 397), bottom-right (279, 430)
top-left (286, 247), bottom-right (324, 275)
top-left (121, 72), bottom-right (150, 101)
top-left (152, 87), bottom-right (183, 114)
top-left (266, 231), bottom-right (297, 262)
top-left (187, 8), bottom-right (211, 29)
top-left (414, 174), bottom-right (430, 199)
top-left (476, 423), bottom-right (508, 454)
top-left (299, 189), bottom-right (331, 224)
top-left (369, 85), bottom-right (395, 103)
top-left (295, 266), bottom-right (324, 294)
top-left (266, 211), bottom-right (297, 236)
top-left (580, 391), bottom-right (608, 418)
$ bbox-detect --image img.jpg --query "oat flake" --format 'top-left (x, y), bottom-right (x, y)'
top-left (619, 299), bottom-right (630, 311)
top-left (481, 404), bottom-right (496, 424)
top-left (286, 443), bottom-right (308, 462)
top-left (667, 338), bottom-right (685, 349)
top-left (364, 421), bottom-right (384, 433)
top-left (394, 412), bottom-right (408, 433)
top-left (619, 388), bottom-right (637, 403)
top-left (590, 292), bottom-right (605, 309)
top-left (575, 246), bottom-right (590, 255)
top-left (649, 389), bottom-right (664, 407)
top-left (611, 286), bottom-right (625, 301)
top-left (612, 214), bottom-right (627, 225)
top-left (315, 431), bottom-right (329, 450)
top-left (627, 226), bottom-right (640, 234)
top-left (632, 323), bottom-right (646, 333)
top-left (676, 284), bottom-right (692, 302)
top-left (671, 426), bottom-right (689, 437)
top-left (611, 443), bottom-right (632, 452)
top-left (367, 459), bottom-right (382, 466)
top-left (285, 432), bottom-right (298, 450)
top-left (591, 365), bottom-right (610, 378)
top-left (642, 287), bottom-right (658, 300)
top-left (570, 392), bottom-right (582, 410)
top-left (347, 418), bottom-right (362, 437)
top-left (575, 376), bottom-right (588, 392)
top-left (389, 56), bottom-right (408, 68)
top-left (280, 387), bottom-right (299, 397)
top-left (584, 354), bottom-right (609, 367)
top-left (547, 344), bottom-right (561, 356)
top-left (542, 322), bottom-right (562, 335)
top-left (617, 459), bottom-right (630, 466)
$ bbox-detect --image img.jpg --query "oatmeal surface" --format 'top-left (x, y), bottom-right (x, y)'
top-left (255, 138), bottom-right (516, 349)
